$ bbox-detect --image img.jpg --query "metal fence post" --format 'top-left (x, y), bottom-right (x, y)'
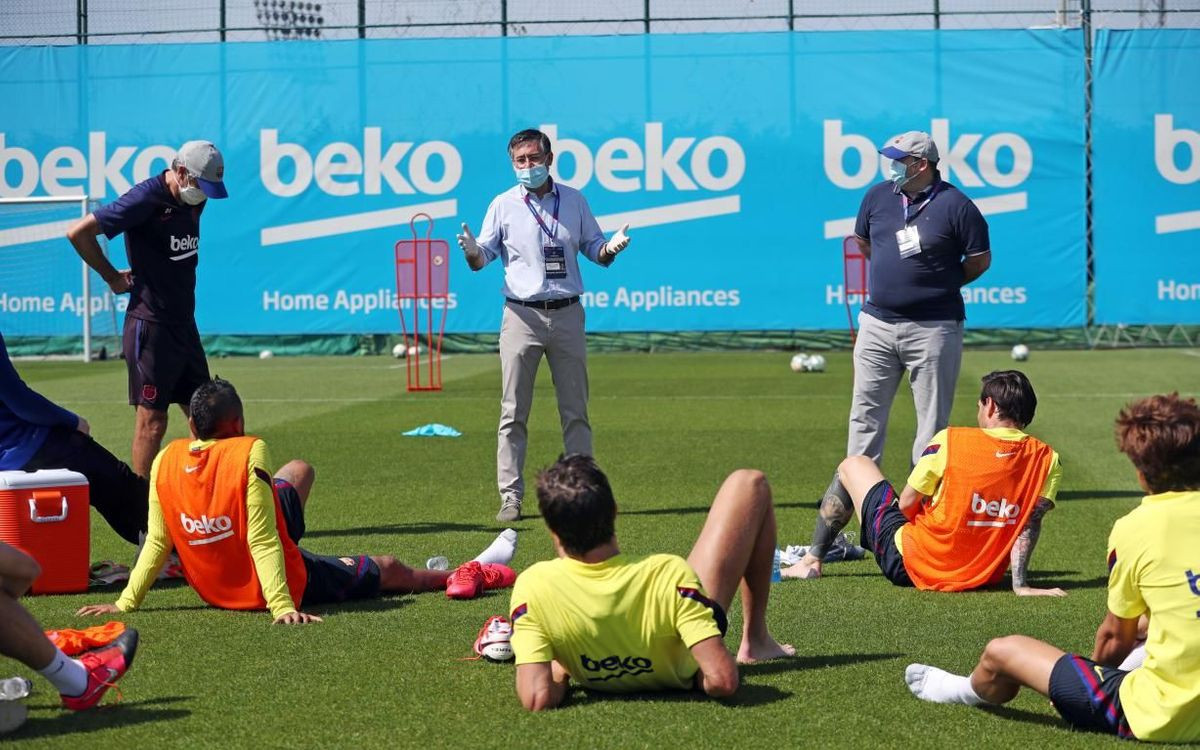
top-left (1083, 0), bottom-right (1095, 327)
top-left (77, 0), bottom-right (87, 44)
top-left (645, 0), bottom-right (651, 33)
top-left (358, 0), bottom-right (365, 38)
top-left (501, 0), bottom-right (507, 37)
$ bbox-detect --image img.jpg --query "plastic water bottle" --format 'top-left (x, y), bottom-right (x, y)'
top-left (425, 555), bottom-right (449, 571)
top-left (771, 549), bottom-right (783, 583)
top-left (0, 677), bottom-right (32, 701)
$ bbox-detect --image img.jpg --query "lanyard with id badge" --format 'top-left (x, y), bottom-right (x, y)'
top-left (895, 181), bottom-right (944, 259)
top-left (523, 190), bottom-right (565, 279)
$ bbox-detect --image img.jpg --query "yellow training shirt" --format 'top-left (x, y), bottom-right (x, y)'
top-left (1107, 490), bottom-right (1200, 742)
top-left (895, 426), bottom-right (1062, 554)
top-left (116, 439), bottom-right (297, 619)
top-left (509, 553), bottom-right (725, 693)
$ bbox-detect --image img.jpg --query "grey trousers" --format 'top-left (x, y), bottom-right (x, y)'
top-left (847, 310), bottom-right (964, 468)
top-left (497, 301), bottom-right (592, 503)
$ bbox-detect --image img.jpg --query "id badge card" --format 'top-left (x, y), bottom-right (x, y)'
top-left (896, 225), bottom-right (922, 259)
top-left (543, 243), bottom-right (566, 279)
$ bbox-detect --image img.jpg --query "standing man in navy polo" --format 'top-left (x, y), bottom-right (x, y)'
top-left (68, 140), bottom-right (228, 479)
top-left (457, 128), bottom-right (632, 522)
top-left (791, 131), bottom-right (991, 579)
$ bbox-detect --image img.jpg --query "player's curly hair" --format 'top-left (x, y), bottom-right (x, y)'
top-left (536, 454), bottom-right (616, 556)
top-left (1115, 393), bottom-right (1200, 493)
top-left (189, 377), bottom-right (243, 440)
top-left (979, 370), bottom-right (1037, 427)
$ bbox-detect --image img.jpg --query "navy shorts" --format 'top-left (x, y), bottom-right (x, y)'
top-left (124, 316), bottom-right (209, 410)
top-left (859, 480), bottom-right (913, 587)
top-left (1048, 654), bottom-right (1135, 739)
top-left (273, 479), bottom-right (382, 607)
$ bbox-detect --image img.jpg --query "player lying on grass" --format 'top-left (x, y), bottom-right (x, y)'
top-left (510, 455), bottom-right (794, 711)
top-left (906, 392), bottom-right (1200, 743)
top-left (78, 378), bottom-right (516, 625)
top-left (785, 370), bottom-right (1064, 595)
top-left (0, 331), bottom-right (148, 548)
top-left (0, 542), bottom-right (138, 732)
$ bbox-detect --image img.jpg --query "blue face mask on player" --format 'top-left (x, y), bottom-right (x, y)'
top-left (516, 164), bottom-right (549, 190)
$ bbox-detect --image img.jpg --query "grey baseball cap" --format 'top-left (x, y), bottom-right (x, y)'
top-left (879, 131), bottom-right (939, 163)
top-left (176, 140), bottom-right (228, 199)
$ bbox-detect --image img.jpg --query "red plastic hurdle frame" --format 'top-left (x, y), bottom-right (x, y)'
top-left (394, 213), bottom-right (449, 392)
top-left (843, 235), bottom-right (869, 345)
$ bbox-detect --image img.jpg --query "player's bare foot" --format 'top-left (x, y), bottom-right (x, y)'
top-left (780, 554), bottom-right (822, 580)
top-left (736, 638), bottom-right (796, 664)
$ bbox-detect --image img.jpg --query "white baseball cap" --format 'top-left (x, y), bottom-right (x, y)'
top-left (879, 131), bottom-right (939, 163)
top-left (175, 140), bottom-right (228, 199)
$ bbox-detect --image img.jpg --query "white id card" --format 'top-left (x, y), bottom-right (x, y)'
top-left (896, 225), bottom-right (922, 258)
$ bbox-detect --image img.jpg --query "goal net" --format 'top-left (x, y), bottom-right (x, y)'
top-left (0, 196), bottom-right (123, 361)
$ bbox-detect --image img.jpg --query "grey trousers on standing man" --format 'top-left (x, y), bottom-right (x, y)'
top-left (497, 300), bottom-right (592, 518)
top-left (847, 311), bottom-right (964, 468)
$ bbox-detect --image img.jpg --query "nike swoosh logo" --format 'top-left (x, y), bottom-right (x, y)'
top-left (184, 466), bottom-right (200, 473)
top-left (995, 451), bottom-right (1017, 458)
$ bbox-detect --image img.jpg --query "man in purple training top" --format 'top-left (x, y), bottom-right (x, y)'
top-left (67, 141), bottom-right (228, 479)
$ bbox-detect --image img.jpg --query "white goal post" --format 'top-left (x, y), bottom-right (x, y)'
top-left (0, 195), bottom-right (107, 362)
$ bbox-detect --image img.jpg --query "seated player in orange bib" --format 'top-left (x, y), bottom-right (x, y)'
top-left (784, 370), bottom-right (1064, 595)
top-left (78, 378), bottom-right (516, 625)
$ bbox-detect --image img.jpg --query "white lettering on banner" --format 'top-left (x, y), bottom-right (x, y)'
top-left (259, 128), bottom-right (462, 198)
top-left (0, 132), bottom-right (174, 199)
top-left (541, 123), bottom-right (746, 194)
top-left (0, 292), bottom-right (127, 316)
top-left (1155, 114), bottom-right (1200, 185)
top-left (821, 119), bottom-right (1033, 239)
top-left (1158, 279), bottom-right (1200, 301)
top-left (823, 284), bottom-right (1027, 306)
top-left (1153, 115), bottom-right (1200, 235)
top-left (262, 289), bottom-right (458, 315)
top-left (585, 286), bottom-right (742, 313)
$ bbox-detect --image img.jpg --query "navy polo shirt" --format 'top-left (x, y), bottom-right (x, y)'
top-left (94, 172), bottom-right (205, 325)
top-left (854, 175), bottom-right (989, 322)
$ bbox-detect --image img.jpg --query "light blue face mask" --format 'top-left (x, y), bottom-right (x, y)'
top-left (888, 159), bottom-right (914, 190)
top-left (516, 164), bottom-right (550, 189)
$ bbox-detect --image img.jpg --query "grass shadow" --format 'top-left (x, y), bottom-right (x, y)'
top-left (1026, 574), bottom-right (1109, 591)
top-left (304, 521), bottom-right (511, 539)
top-left (739, 652), bottom-right (901, 677)
top-left (980, 703), bottom-right (1068, 730)
top-left (17, 697), bottom-right (192, 739)
top-left (1055, 490), bottom-right (1141, 502)
top-left (308, 596), bottom-right (414, 615)
top-left (567, 682), bottom-right (791, 709)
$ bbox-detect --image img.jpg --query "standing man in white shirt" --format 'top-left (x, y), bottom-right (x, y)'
top-left (458, 129), bottom-right (632, 522)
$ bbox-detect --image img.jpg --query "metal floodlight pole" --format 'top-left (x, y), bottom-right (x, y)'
top-left (501, 0), bottom-right (507, 37)
top-left (644, 0), bottom-right (651, 33)
top-left (933, 0), bottom-right (941, 29)
top-left (358, 0), bottom-right (365, 39)
top-left (220, 0), bottom-right (226, 42)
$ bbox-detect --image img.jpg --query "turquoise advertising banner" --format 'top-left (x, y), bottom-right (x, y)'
top-left (0, 29), bottom-right (1085, 335)
top-left (1094, 29), bottom-right (1200, 325)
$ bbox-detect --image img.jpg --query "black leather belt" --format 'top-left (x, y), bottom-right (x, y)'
top-left (506, 296), bottom-right (580, 310)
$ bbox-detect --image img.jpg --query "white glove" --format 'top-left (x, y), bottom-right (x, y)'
top-left (604, 223), bottom-right (631, 257)
top-left (457, 222), bottom-right (484, 268)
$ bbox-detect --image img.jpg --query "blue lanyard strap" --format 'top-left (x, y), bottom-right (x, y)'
top-left (523, 189), bottom-right (560, 242)
top-left (901, 180), bottom-right (945, 223)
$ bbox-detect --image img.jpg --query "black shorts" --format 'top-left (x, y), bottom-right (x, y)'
top-left (273, 479), bottom-right (382, 607)
top-left (24, 426), bottom-right (148, 545)
top-left (859, 479), bottom-right (913, 587)
top-left (1048, 654), bottom-right (1135, 739)
top-left (123, 316), bottom-right (209, 410)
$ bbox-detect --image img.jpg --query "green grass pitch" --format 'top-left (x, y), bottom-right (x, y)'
top-left (7, 347), bottom-right (1200, 748)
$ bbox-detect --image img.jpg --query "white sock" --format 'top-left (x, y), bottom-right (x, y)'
top-left (473, 529), bottom-right (517, 565)
top-left (905, 664), bottom-right (987, 706)
top-left (38, 649), bottom-right (88, 697)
